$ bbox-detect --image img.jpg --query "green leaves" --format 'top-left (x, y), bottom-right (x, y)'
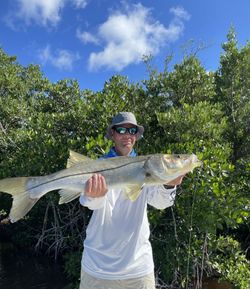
top-left (157, 101), bottom-right (227, 146)
top-left (0, 29), bottom-right (249, 289)
top-left (215, 27), bottom-right (250, 162)
top-left (209, 236), bottom-right (250, 289)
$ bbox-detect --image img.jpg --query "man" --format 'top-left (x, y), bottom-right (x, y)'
top-left (79, 112), bottom-right (184, 289)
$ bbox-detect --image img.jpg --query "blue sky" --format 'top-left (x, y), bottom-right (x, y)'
top-left (1, 0), bottom-right (249, 92)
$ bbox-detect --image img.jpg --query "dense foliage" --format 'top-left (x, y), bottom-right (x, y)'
top-left (0, 28), bottom-right (249, 289)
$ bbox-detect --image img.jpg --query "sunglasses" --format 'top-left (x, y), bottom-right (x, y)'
top-left (113, 126), bottom-right (138, 135)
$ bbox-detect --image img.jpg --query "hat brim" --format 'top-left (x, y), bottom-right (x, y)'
top-left (105, 122), bottom-right (144, 140)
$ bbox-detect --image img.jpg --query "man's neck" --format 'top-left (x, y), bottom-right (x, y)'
top-left (114, 146), bottom-right (133, 156)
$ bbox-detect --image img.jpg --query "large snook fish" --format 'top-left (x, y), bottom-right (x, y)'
top-left (0, 151), bottom-right (201, 223)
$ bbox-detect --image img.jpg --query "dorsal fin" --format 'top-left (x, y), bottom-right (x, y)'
top-left (67, 150), bottom-right (92, 168)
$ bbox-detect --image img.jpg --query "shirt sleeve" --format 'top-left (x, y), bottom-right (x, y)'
top-left (79, 193), bottom-right (107, 210)
top-left (144, 184), bottom-right (176, 209)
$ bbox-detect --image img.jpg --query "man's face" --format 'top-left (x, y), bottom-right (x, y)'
top-left (111, 123), bottom-right (137, 154)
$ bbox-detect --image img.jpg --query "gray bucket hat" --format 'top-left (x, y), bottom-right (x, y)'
top-left (106, 112), bottom-right (144, 140)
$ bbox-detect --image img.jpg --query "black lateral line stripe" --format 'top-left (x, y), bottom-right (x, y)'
top-left (27, 158), bottom-right (148, 191)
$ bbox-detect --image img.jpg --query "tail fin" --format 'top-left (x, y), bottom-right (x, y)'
top-left (0, 177), bottom-right (39, 223)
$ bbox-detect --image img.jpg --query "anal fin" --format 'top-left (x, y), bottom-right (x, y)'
top-left (58, 189), bottom-right (81, 204)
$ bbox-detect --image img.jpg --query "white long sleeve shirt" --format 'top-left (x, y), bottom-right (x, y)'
top-left (79, 185), bottom-right (176, 280)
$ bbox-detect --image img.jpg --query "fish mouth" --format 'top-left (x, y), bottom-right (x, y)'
top-left (162, 154), bottom-right (202, 170)
top-left (195, 160), bottom-right (203, 168)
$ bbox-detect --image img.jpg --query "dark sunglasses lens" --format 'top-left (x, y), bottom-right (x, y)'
top-left (129, 127), bottom-right (138, 135)
top-left (115, 127), bottom-right (127, 134)
top-left (114, 127), bottom-right (138, 135)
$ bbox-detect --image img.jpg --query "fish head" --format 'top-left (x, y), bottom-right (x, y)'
top-left (145, 154), bottom-right (202, 183)
top-left (162, 153), bottom-right (202, 172)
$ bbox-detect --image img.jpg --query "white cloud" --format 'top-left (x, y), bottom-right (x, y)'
top-left (7, 0), bottom-right (87, 27)
top-left (38, 45), bottom-right (80, 70)
top-left (76, 29), bottom-right (100, 45)
top-left (170, 6), bottom-right (191, 20)
top-left (16, 0), bottom-right (66, 26)
top-left (86, 4), bottom-right (190, 71)
top-left (73, 0), bottom-right (88, 9)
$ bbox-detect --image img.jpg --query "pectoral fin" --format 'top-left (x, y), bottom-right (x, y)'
top-left (123, 184), bottom-right (144, 201)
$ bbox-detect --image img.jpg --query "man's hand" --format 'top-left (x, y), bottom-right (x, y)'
top-left (166, 175), bottom-right (185, 187)
top-left (84, 173), bottom-right (108, 198)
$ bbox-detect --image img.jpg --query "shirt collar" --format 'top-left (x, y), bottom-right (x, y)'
top-left (102, 147), bottom-right (137, 158)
